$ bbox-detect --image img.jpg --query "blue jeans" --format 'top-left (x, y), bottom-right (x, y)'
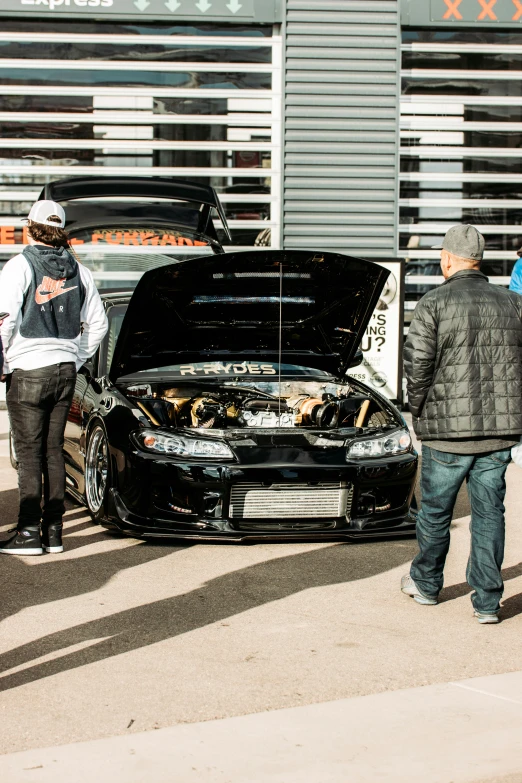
top-left (411, 445), bottom-right (512, 615)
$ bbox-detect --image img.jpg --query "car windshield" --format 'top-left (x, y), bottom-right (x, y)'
top-left (68, 225), bottom-right (220, 291)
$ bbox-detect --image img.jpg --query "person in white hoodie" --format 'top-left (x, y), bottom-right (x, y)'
top-left (0, 200), bottom-right (108, 556)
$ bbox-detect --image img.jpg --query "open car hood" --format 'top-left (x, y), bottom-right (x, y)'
top-left (109, 250), bottom-right (389, 381)
top-left (39, 176), bottom-right (231, 245)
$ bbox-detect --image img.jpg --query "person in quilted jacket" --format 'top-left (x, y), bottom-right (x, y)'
top-left (401, 224), bottom-right (522, 624)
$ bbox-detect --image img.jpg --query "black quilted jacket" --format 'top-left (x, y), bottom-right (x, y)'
top-left (404, 269), bottom-right (522, 440)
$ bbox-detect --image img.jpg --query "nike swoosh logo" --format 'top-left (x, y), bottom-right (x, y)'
top-left (35, 278), bottom-right (78, 306)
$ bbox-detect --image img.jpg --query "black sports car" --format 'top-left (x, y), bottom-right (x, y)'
top-left (27, 178), bottom-right (419, 541)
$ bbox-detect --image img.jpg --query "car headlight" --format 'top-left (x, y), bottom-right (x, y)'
top-left (132, 429), bottom-right (234, 460)
top-left (346, 429), bottom-right (412, 460)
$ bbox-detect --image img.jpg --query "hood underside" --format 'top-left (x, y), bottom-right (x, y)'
top-left (110, 250), bottom-right (389, 381)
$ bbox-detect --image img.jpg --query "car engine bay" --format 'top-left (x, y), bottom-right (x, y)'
top-left (122, 379), bottom-right (394, 432)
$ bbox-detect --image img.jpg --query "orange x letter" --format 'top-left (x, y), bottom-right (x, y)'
top-left (513, 0), bottom-right (522, 20)
top-left (443, 0), bottom-right (463, 19)
top-left (477, 0), bottom-right (497, 19)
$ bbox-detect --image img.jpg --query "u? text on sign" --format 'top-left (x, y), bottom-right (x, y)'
top-left (348, 260), bottom-right (404, 404)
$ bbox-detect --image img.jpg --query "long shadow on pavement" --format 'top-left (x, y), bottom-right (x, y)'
top-left (0, 538), bottom-right (418, 692)
top-left (0, 488), bottom-right (190, 626)
top-left (499, 590), bottom-right (522, 620)
top-left (439, 561), bottom-right (522, 615)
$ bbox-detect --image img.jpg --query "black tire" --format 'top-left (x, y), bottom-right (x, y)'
top-left (9, 429), bottom-right (18, 471)
top-left (84, 421), bottom-right (111, 523)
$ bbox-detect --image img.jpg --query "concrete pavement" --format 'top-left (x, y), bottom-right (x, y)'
top-left (0, 411), bottom-right (521, 780)
top-left (1, 670), bottom-right (522, 782)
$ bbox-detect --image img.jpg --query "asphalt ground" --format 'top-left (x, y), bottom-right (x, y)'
top-left (0, 416), bottom-right (520, 759)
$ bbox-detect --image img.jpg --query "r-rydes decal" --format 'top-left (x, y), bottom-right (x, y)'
top-left (179, 364), bottom-right (278, 377)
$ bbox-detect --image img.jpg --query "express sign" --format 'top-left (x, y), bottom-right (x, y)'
top-left (0, 0), bottom-right (282, 22)
top-left (17, 0), bottom-right (113, 7)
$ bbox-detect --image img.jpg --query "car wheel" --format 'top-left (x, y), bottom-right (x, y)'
top-left (85, 422), bottom-right (110, 522)
top-left (9, 429), bottom-right (18, 471)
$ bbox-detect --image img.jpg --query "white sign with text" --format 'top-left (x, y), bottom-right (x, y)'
top-left (348, 259), bottom-right (403, 403)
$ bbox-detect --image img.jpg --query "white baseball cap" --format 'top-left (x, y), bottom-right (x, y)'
top-left (27, 200), bottom-right (66, 228)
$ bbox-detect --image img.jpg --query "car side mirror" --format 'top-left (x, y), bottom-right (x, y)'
top-left (348, 349), bottom-right (363, 369)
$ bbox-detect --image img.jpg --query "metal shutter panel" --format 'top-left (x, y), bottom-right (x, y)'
top-left (283, 0), bottom-right (400, 257)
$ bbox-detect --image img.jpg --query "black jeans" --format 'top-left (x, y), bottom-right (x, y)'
top-left (7, 363), bottom-right (76, 530)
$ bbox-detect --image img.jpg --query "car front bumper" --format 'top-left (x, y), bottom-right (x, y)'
top-left (104, 449), bottom-right (418, 541)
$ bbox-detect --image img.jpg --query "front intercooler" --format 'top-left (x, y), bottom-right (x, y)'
top-left (229, 482), bottom-right (352, 519)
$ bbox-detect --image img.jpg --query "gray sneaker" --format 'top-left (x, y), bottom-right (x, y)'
top-left (401, 574), bottom-right (438, 606)
top-left (474, 611), bottom-right (500, 625)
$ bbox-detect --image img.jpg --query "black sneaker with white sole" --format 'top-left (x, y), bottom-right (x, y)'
top-left (0, 527), bottom-right (43, 556)
top-left (41, 523), bottom-right (63, 554)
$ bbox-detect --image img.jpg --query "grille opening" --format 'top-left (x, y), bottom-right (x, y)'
top-left (235, 520), bottom-right (338, 532)
top-left (229, 482), bottom-right (353, 520)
